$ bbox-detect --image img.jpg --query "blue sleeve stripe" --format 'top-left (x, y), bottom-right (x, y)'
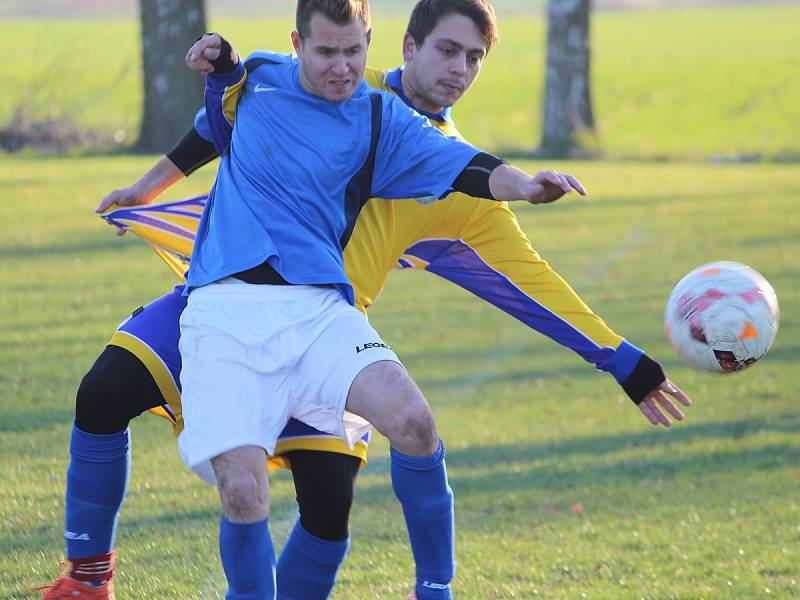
top-left (403, 238), bottom-right (635, 372)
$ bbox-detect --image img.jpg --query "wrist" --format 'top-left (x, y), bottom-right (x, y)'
top-left (130, 180), bottom-right (156, 205)
top-left (621, 354), bottom-right (666, 404)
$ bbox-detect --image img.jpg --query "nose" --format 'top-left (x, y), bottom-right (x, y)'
top-left (449, 54), bottom-right (467, 76)
top-left (331, 56), bottom-right (349, 77)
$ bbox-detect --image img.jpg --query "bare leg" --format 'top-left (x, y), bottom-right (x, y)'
top-left (211, 445), bottom-right (276, 599)
top-left (345, 361), bottom-right (454, 600)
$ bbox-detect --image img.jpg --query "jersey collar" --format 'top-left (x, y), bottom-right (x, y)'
top-left (385, 66), bottom-right (453, 124)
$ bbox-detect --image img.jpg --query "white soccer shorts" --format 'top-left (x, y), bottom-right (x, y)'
top-left (177, 278), bottom-right (401, 484)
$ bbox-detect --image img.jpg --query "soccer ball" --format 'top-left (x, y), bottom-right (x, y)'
top-left (664, 261), bottom-right (779, 373)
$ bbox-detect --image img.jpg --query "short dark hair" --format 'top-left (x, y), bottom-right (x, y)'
top-left (406, 0), bottom-right (498, 53)
top-left (296, 0), bottom-right (371, 39)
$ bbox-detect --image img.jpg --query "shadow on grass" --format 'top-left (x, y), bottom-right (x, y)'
top-left (356, 413), bottom-right (800, 504)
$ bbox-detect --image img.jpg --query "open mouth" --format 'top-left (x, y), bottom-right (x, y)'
top-left (329, 80), bottom-right (351, 91)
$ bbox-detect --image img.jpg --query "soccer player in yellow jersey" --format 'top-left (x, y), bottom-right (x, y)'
top-left (37, 1), bottom-right (689, 598)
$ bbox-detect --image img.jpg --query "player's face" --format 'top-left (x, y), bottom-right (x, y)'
top-left (292, 13), bottom-right (371, 103)
top-left (402, 13), bottom-right (488, 114)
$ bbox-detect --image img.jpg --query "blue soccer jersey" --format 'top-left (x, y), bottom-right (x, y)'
top-left (187, 52), bottom-right (480, 304)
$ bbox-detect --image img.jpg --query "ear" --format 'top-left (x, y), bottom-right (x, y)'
top-left (365, 28), bottom-right (373, 47)
top-left (291, 30), bottom-right (302, 56)
top-left (402, 32), bottom-right (416, 63)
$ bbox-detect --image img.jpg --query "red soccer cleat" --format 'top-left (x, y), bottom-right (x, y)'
top-left (33, 562), bottom-right (116, 599)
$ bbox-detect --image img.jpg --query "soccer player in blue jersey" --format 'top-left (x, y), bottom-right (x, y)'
top-left (37, 1), bottom-right (690, 599)
top-left (176, 0), bottom-right (597, 594)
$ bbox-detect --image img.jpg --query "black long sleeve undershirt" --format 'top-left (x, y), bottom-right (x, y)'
top-left (451, 152), bottom-right (506, 200)
top-left (166, 128), bottom-right (219, 175)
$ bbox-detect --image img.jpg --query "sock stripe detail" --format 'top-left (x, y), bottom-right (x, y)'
top-left (70, 551), bottom-right (115, 583)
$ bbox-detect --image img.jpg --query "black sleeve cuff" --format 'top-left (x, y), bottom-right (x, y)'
top-left (166, 128), bottom-right (219, 175)
top-left (451, 152), bottom-right (507, 200)
top-left (621, 354), bottom-right (666, 404)
top-left (209, 34), bottom-right (238, 74)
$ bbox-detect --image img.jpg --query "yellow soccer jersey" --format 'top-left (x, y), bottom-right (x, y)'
top-left (345, 67), bottom-right (624, 354)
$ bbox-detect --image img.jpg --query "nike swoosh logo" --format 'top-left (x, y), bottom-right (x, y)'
top-left (254, 84), bottom-right (277, 93)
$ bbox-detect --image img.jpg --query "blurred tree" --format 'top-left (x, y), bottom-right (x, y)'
top-left (539, 0), bottom-right (596, 158)
top-left (137, 0), bottom-right (207, 152)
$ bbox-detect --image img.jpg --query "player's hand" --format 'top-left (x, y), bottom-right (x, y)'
top-left (94, 186), bottom-right (153, 236)
top-left (186, 33), bottom-right (238, 76)
top-left (524, 170), bottom-right (587, 204)
top-left (637, 379), bottom-right (692, 427)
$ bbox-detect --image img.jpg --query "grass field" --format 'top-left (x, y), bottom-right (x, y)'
top-left (2, 4), bottom-right (800, 159)
top-left (2, 1), bottom-right (799, 597)
top-left (1, 154), bottom-right (798, 598)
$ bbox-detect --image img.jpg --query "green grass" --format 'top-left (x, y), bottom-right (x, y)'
top-left (1, 155), bottom-right (798, 598)
top-left (2, 4), bottom-right (799, 158)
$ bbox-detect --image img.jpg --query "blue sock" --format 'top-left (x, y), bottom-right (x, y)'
top-left (391, 440), bottom-right (454, 600)
top-left (65, 425), bottom-right (131, 559)
top-left (276, 519), bottom-right (349, 600)
top-left (219, 516), bottom-right (276, 600)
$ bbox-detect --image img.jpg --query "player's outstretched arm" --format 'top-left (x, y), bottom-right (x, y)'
top-left (489, 163), bottom-right (587, 204)
top-left (94, 124), bottom-right (218, 234)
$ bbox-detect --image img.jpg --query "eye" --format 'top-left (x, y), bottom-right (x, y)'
top-left (439, 46), bottom-right (454, 56)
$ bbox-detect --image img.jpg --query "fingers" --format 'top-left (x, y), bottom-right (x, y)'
top-left (637, 378), bottom-right (692, 428)
top-left (95, 194), bottom-right (117, 213)
top-left (528, 171), bottom-right (588, 204)
top-left (565, 174), bottom-right (587, 195)
top-left (653, 390), bottom-right (684, 421)
top-left (186, 33), bottom-right (222, 75)
top-left (536, 170), bottom-right (571, 193)
top-left (638, 397), bottom-right (671, 427)
top-left (660, 379), bottom-right (692, 407)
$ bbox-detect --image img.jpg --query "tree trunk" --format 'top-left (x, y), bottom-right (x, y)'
top-left (137, 0), bottom-right (207, 153)
top-left (539, 0), bottom-right (595, 158)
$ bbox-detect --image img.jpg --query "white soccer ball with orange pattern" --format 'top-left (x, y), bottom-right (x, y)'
top-left (664, 261), bottom-right (779, 373)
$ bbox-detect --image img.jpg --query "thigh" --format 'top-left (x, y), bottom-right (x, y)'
top-left (113, 285), bottom-right (186, 388)
top-left (290, 294), bottom-right (400, 446)
top-left (75, 345), bottom-right (165, 434)
top-left (109, 285), bottom-right (186, 428)
top-left (344, 360), bottom-right (432, 441)
top-left (177, 284), bottom-right (293, 483)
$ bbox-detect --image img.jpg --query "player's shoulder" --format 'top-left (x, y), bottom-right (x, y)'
top-left (363, 66), bottom-right (391, 92)
top-left (436, 119), bottom-right (463, 139)
top-left (242, 51), bottom-right (296, 73)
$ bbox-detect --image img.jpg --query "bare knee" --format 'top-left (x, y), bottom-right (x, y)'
top-left (212, 447), bottom-right (269, 522)
top-left (348, 362), bottom-right (438, 455)
top-left (394, 398), bottom-right (437, 455)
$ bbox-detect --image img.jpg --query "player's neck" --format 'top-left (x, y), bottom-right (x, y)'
top-left (400, 70), bottom-right (445, 116)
